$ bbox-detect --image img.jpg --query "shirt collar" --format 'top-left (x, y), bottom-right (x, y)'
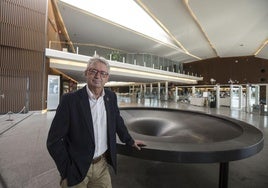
top-left (86, 85), bottom-right (105, 100)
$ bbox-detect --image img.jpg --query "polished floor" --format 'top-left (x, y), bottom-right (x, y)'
top-left (0, 97), bottom-right (267, 188)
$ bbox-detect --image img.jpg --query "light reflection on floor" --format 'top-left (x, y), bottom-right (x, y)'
top-left (117, 95), bottom-right (268, 130)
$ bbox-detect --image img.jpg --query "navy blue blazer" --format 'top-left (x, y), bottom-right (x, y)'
top-left (47, 86), bottom-right (134, 186)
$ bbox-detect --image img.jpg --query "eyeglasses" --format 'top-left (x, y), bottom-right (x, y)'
top-left (87, 69), bottom-right (109, 78)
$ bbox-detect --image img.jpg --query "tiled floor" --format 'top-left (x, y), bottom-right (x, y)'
top-left (0, 98), bottom-right (267, 188)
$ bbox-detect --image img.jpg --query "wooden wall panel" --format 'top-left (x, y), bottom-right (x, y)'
top-left (0, 75), bottom-right (27, 113)
top-left (183, 56), bottom-right (268, 85)
top-left (0, 0), bottom-right (47, 114)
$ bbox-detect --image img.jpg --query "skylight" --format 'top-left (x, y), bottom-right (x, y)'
top-left (59, 0), bottom-right (176, 47)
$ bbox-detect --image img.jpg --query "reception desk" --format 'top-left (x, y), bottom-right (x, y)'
top-left (189, 97), bottom-right (205, 106)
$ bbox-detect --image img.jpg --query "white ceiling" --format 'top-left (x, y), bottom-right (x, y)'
top-left (53, 0), bottom-right (268, 83)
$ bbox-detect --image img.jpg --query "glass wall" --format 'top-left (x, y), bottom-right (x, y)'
top-left (47, 75), bottom-right (60, 110)
top-left (49, 41), bottom-right (183, 73)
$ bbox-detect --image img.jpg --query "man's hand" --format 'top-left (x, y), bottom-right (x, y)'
top-left (132, 140), bottom-right (146, 150)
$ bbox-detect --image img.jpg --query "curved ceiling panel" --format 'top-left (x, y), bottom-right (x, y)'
top-left (57, 0), bottom-right (268, 64)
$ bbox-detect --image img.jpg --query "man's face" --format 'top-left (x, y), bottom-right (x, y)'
top-left (85, 62), bottom-right (109, 89)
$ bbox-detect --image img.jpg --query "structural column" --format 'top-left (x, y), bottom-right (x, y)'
top-left (143, 84), bottom-right (147, 97)
top-left (140, 85), bottom-right (143, 99)
top-left (157, 82), bottom-right (161, 100)
top-left (255, 85), bottom-right (260, 105)
top-left (266, 85), bottom-right (268, 104)
top-left (246, 84), bottom-right (252, 113)
top-left (238, 85), bottom-right (243, 109)
top-left (230, 84), bottom-right (233, 109)
top-left (165, 82), bottom-right (168, 101)
top-left (192, 86), bottom-right (195, 96)
top-left (174, 87), bottom-right (178, 102)
top-left (216, 85), bottom-right (220, 108)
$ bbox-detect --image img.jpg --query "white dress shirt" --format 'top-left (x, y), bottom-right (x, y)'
top-left (86, 86), bottom-right (108, 158)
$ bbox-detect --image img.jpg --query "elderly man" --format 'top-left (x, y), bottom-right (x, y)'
top-left (47, 55), bottom-right (144, 188)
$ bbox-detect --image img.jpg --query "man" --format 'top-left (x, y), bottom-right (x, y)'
top-left (47, 56), bottom-right (144, 188)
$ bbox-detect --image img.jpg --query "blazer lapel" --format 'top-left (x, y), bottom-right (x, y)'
top-left (104, 93), bottom-right (112, 132)
top-left (104, 93), bottom-right (111, 119)
top-left (79, 87), bottom-right (94, 139)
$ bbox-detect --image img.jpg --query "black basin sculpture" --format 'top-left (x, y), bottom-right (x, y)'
top-left (117, 107), bottom-right (264, 188)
